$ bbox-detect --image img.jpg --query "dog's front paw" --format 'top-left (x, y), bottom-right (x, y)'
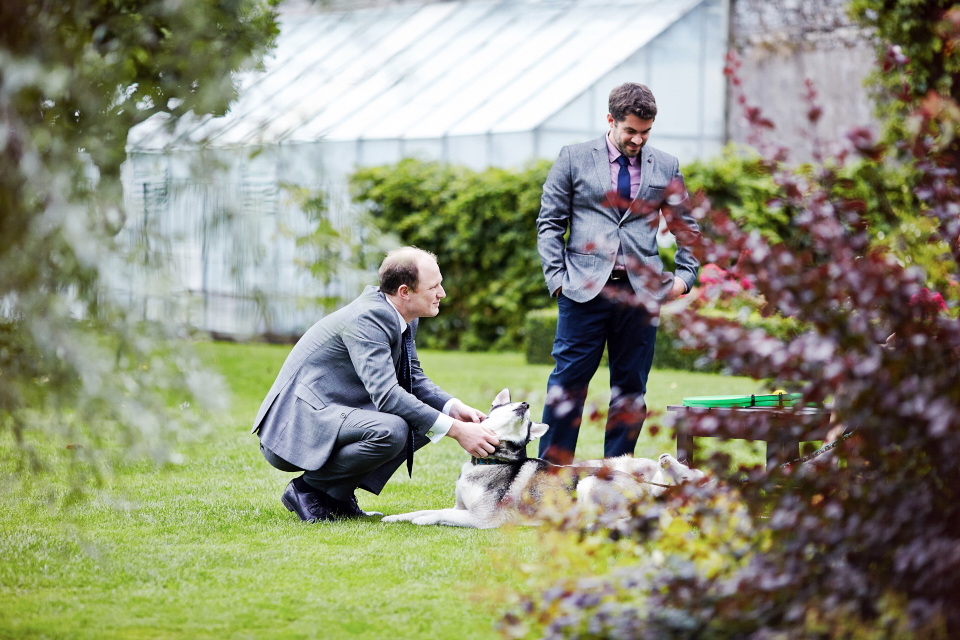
top-left (410, 514), bottom-right (440, 526)
top-left (381, 514), bottom-right (409, 524)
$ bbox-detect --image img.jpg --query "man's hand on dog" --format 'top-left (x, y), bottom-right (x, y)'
top-left (447, 420), bottom-right (499, 458)
top-left (448, 399), bottom-right (487, 423)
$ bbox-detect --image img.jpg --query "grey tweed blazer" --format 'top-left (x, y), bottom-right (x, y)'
top-left (537, 136), bottom-right (700, 303)
top-left (251, 286), bottom-right (452, 471)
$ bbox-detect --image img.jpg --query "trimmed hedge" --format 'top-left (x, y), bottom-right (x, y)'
top-left (524, 307), bottom-right (559, 365)
top-left (350, 158), bottom-right (553, 351)
top-left (524, 305), bottom-right (801, 372)
top-left (349, 148), bottom-right (945, 352)
top-left (524, 306), bottom-right (711, 371)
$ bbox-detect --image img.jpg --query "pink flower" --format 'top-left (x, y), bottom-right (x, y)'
top-left (734, 272), bottom-right (756, 291)
top-left (699, 263), bottom-right (728, 286)
top-left (698, 263), bottom-right (756, 292)
top-left (909, 287), bottom-right (947, 313)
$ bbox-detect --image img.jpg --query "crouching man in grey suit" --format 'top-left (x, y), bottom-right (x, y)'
top-left (252, 247), bottom-right (499, 522)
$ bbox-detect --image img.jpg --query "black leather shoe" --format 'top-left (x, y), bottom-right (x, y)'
top-left (329, 493), bottom-right (383, 518)
top-left (281, 480), bottom-right (335, 523)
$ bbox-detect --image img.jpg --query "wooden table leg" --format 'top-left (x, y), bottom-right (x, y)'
top-left (766, 440), bottom-right (801, 470)
top-left (677, 429), bottom-right (697, 467)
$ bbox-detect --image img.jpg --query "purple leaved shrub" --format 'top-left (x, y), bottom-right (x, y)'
top-left (500, 43), bottom-right (960, 640)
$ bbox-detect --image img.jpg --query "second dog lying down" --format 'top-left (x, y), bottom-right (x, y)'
top-left (382, 389), bottom-right (705, 529)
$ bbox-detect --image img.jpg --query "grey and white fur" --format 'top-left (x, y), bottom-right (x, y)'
top-left (381, 388), bottom-right (705, 528)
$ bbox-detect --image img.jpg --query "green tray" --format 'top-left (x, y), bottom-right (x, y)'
top-left (682, 393), bottom-right (803, 408)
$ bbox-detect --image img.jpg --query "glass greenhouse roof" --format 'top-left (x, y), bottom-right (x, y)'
top-left (129, 0), bottom-right (706, 150)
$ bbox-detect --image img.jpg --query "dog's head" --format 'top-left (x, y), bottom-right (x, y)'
top-left (483, 388), bottom-right (549, 447)
top-left (659, 453), bottom-right (707, 484)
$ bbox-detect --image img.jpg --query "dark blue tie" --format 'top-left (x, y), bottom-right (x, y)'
top-left (398, 327), bottom-right (415, 477)
top-left (616, 155), bottom-right (631, 214)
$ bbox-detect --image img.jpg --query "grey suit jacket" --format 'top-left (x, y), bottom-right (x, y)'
top-left (537, 136), bottom-right (701, 303)
top-left (251, 286), bottom-right (453, 471)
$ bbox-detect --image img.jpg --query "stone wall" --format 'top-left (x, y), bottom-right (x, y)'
top-left (728, 0), bottom-right (880, 161)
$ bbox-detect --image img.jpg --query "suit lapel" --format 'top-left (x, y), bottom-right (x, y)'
top-left (592, 135), bottom-right (622, 222)
top-left (591, 136), bottom-right (611, 200)
top-left (373, 288), bottom-right (405, 367)
top-left (620, 145), bottom-right (654, 225)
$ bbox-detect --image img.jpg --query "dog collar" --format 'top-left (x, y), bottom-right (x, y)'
top-left (471, 456), bottom-right (520, 466)
top-left (471, 441), bottom-right (530, 466)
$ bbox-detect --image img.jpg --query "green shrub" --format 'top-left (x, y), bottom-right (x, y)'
top-left (350, 158), bottom-right (553, 351)
top-left (658, 243), bottom-right (677, 275)
top-left (525, 305), bottom-right (802, 372)
top-left (651, 318), bottom-right (719, 372)
top-left (350, 145), bottom-right (952, 352)
top-left (682, 145), bottom-right (786, 248)
top-left (522, 304), bottom-right (718, 371)
top-left (524, 307), bottom-right (559, 365)
top-left (684, 144), bottom-right (956, 291)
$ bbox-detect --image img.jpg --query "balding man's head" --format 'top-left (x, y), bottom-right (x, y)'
top-left (378, 247), bottom-right (438, 295)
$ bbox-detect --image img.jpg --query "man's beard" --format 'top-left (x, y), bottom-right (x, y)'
top-left (615, 136), bottom-right (641, 158)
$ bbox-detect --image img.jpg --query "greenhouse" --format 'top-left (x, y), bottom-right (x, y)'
top-left (123, 0), bottom-right (729, 337)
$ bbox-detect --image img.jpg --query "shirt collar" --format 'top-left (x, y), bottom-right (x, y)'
top-left (605, 131), bottom-right (634, 165)
top-left (384, 296), bottom-right (408, 333)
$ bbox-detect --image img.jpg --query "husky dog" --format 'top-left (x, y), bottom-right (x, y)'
top-left (381, 389), bottom-right (705, 529)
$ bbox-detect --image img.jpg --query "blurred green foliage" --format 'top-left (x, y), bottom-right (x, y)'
top-left (523, 307), bottom-right (559, 365)
top-left (351, 159), bottom-right (708, 351)
top-left (524, 304), bottom-right (802, 373)
top-left (350, 158), bottom-right (555, 351)
top-left (0, 0), bottom-right (278, 488)
top-left (685, 145), bottom-right (957, 292)
top-left (683, 145), bottom-right (786, 245)
top-left (350, 144), bottom-right (954, 354)
top-left (850, 0), bottom-right (960, 156)
top-left (286, 183), bottom-right (394, 311)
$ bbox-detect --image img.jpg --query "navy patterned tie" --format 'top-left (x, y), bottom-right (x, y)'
top-left (617, 154), bottom-right (631, 214)
top-left (398, 326), bottom-right (415, 477)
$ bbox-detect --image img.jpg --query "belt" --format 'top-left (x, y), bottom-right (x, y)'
top-left (608, 269), bottom-right (629, 282)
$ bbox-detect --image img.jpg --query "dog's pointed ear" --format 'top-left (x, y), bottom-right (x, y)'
top-left (492, 388), bottom-right (511, 409)
top-left (528, 421), bottom-right (549, 441)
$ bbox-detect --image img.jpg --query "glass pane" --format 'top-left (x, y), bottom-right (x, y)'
top-left (400, 5), bottom-right (564, 139)
top-left (318, 2), bottom-right (512, 141)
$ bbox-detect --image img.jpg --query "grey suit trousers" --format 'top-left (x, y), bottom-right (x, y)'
top-left (259, 406), bottom-right (429, 500)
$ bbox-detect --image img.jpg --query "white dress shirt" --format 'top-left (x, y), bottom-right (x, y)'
top-left (385, 298), bottom-right (455, 443)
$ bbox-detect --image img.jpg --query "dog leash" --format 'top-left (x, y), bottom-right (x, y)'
top-left (471, 454), bottom-right (687, 489)
top-left (629, 432), bottom-right (857, 485)
top-left (640, 480), bottom-right (673, 488)
top-left (780, 429), bottom-right (857, 468)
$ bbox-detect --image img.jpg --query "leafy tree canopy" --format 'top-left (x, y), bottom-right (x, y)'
top-left (0, 0), bottom-right (278, 489)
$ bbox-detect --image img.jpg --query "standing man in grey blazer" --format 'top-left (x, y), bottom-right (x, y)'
top-left (537, 83), bottom-right (700, 465)
top-left (253, 247), bottom-right (499, 522)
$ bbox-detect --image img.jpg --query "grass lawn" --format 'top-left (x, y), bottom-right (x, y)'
top-left (0, 343), bottom-right (764, 640)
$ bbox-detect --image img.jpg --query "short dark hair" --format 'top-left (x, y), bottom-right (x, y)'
top-left (378, 247), bottom-right (437, 295)
top-left (608, 83), bottom-right (657, 122)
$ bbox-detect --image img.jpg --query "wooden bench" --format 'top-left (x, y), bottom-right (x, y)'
top-left (666, 405), bottom-right (834, 471)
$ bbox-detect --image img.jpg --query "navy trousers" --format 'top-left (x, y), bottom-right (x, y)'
top-left (539, 280), bottom-right (658, 464)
